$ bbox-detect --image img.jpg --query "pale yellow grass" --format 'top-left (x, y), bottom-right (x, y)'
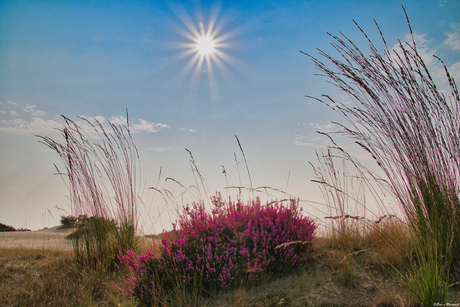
top-left (0, 226), bottom-right (75, 250)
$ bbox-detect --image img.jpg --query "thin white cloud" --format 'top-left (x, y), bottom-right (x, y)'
top-left (150, 147), bottom-right (173, 152)
top-left (78, 115), bottom-right (107, 127)
top-left (23, 104), bottom-right (46, 117)
top-left (293, 122), bottom-right (339, 147)
top-left (309, 122), bottom-right (337, 133)
top-left (0, 118), bottom-right (60, 135)
top-left (391, 33), bottom-right (459, 88)
top-left (0, 106), bottom-right (170, 136)
top-left (180, 128), bottom-right (197, 132)
top-left (448, 61), bottom-right (460, 81)
top-left (106, 115), bottom-right (126, 126)
top-left (444, 32), bottom-right (460, 52)
top-left (108, 115), bottom-right (170, 134)
top-left (293, 134), bottom-right (329, 147)
top-left (93, 115), bottom-right (106, 123)
top-left (133, 118), bottom-right (170, 133)
top-left (404, 33), bottom-right (437, 66)
top-left (2, 101), bottom-right (45, 118)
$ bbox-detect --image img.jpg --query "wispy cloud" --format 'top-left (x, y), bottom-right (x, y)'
top-left (23, 104), bottom-right (46, 117)
top-left (444, 32), bottom-right (460, 52)
top-left (0, 102), bottom-right (171, 136)
top-left (293, 134), bottom-right (325, 147)
top-left (391, 32), bottom-right (460, 87)
top-left (108, 115), bottom-right (170, 133)
top-left (2, 101), bottom-right (45, 117)
top-left (78, 115), bottom-right (171, 134)
top-left (0, 101), bottom-right (57, 134)
top-left (133, 118), bottom-right (170, 133)
top-left (443, 30), bottom-right (460, 80)
top-left (292, 122), bottom-right (339, 147)
top-left (395, 33), bottom-right (437, 66)
top-left (0, 118), bottom-right (60, 135)
top-left (180, 127), bottom-right (197, 132)
top-left (308, 122), bottom-right (336, 132)
top-left (449, 62), bottom-right (460, 80)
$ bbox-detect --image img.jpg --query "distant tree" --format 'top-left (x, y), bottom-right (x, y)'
top-left (60, 215), bottom-right (77, 227)
top-left (0, 223), bottom-right (16, 232)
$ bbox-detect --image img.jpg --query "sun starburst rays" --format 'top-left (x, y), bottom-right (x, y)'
top-left (170, 6), bottom-right (235, 90)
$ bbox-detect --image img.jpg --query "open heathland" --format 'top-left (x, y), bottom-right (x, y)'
top-left (2, 227), bottom-right (458, 307)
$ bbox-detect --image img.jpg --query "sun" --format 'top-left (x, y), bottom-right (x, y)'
top-left (196, 36), bottom-right (215, 55)
top-left (170, 4), bottom-right (238, 87)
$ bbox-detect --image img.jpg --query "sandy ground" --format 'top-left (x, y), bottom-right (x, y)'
top-left (0, 226), bottom-right (75, 250)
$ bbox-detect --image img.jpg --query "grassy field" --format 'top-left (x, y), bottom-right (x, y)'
top-left (1, 222), bottom-right (458, 307)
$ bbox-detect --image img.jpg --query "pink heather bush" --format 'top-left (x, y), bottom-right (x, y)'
top-left (117, 192), bottom-right (317, 304)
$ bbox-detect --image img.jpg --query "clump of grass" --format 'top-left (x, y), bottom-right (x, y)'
top-left (37, 111), bottom-right (140, 271)
top-left (305, 6), bottom-right (460, 305)
top-left (338, 258), bottom-right (355, 287)
top-left (367, 218), bottom-right (412, 269)
top-left (0, 248), bottom-right (138, 307)
top-left (116, 192), bottom-right (317, 305)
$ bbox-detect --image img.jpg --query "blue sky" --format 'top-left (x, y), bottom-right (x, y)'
top-left (1, 0), bottom-right (459, 233)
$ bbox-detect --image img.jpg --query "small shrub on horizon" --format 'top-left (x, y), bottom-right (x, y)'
top-left (17, 228), bottom-right (31, 232)
top-left (60, 215), bottom-right (77, 227)
top-left (0, 223), bottom-right (16, 232)
top-left (116, 192), bottom-right (317, 305)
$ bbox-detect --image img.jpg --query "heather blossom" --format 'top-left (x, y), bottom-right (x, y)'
top-left (117, 192), bottom-right (317, 304)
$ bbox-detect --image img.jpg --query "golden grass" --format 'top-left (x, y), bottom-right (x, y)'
top-left (1, 227), bottom-right (458, 307)
top-left (0, 248), bottom-right (137, 307)
top-left (316, 217), bottom-right (413, 269)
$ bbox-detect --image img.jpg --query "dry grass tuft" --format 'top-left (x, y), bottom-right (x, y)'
top-left (0, 248), bottom-right (137, 307)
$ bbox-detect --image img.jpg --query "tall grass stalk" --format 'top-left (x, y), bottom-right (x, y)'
top-left (37, 111), bottom-right (140, 270)
top-left (305, 7), bottom-right (459, 304)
